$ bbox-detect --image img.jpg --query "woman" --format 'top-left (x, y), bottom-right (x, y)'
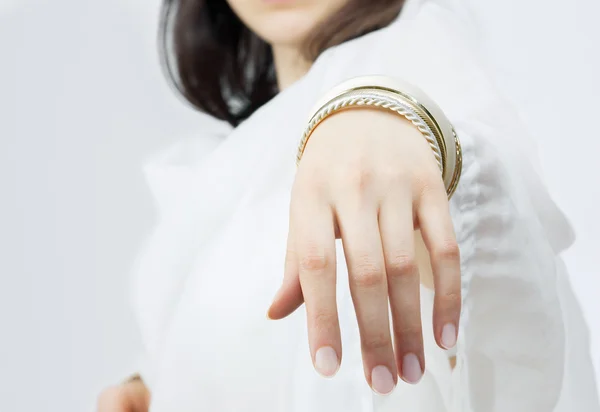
top-left (98, 0), bottom-right (597, 411)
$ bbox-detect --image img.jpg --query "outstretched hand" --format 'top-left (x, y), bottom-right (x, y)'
top-left (268, 108), bottom-right (460, 395)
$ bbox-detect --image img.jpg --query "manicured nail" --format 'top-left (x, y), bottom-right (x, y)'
top-left (371, 365), bottom-right (396, 395)
top-left (315, 347), bottom-right (339, 377)
top-left (441, 323), bottom-right (457, 349)
top-left (401, 353), bottom-right (423, 384)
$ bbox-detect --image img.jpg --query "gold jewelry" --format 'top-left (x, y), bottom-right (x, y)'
top-left (298, 88), bottom-right (445, 173)
top-left (298, 77), bottom-right (462, 198)
top-left (446, 128), bottom-right (462, 199)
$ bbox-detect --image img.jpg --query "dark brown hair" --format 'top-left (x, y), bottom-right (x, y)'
top-left (159, 0), bottom-right (406, 126)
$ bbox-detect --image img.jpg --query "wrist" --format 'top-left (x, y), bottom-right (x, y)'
top-left (298, 76), bottom-right (462, 198)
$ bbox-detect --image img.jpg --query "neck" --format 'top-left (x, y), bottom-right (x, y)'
top-left (272, 45), bottom-right (312, 90)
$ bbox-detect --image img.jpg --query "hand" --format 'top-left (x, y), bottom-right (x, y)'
top-left (268, 109), bottom-right (461, 394)
top-left (97, 378), bottom-right (150, 412)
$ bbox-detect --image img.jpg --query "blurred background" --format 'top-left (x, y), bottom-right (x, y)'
top-left (0, 0), bottom-right (598, 410)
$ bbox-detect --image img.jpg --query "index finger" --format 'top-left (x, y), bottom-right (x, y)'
top-left (292, 195), bottom-right (341, 378)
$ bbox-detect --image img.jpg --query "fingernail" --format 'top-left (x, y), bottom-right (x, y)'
top-left (315, 346), bottom-right (339, 377)
top-left (441, 323), bottom-right (457, 349)
top-left (401, 353), bottom-right (423, 384)
top-left (371, 365), bottom-right (396, 395)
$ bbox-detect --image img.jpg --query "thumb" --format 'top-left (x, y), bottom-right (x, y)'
top-left (267, 233), bottom-right (304, 320)
top-left (97, 378), bottom-right (149, 412)
top-left (125, 378), bottom-right (150, 412)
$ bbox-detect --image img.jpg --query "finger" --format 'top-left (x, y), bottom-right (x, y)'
top-left (294, 198), bottom-right (340, 378)
top-left (417, 182), bottom-right (461, 350)
top-left (97, 386), bottom-right (128, 412)
top-left (97, 380), bottom-right (150, 412)
top-left (125, 379), bottom-right (151, 412)
top-left (268, 225), bottom-right (304, 320)
top-left (379, 190), bottom-right (424, 384)
top-left (338, 203), bottom-right (397, 395)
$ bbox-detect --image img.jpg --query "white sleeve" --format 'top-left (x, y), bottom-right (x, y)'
top-left (130, 119), bottom-right (232, 389)
top-left (129, 1), bottom-right (580, 410)
top-left (447, 126), bottom-right (565, 412)
top-left (308, 2), bottom-right (573, 410)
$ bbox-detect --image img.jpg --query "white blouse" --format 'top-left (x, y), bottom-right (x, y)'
top-left (130, 0), bottom-right (598, 411)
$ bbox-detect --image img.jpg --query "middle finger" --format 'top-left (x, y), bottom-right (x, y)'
top-left (379, 190), bottom-right (424, 385)
top-left (337, 202), bottom-right (397, 395)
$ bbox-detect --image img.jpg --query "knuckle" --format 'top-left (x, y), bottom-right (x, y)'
top-left (395, 324), bottom-right (423, 340)
top-left (362, 332), bottom-right (392, 352)
top-left (352, 269), bottom-right (384, 289)
top-left (392, 322), bottom-right (424, 349)
top-left (440, 290), bottom-right (462, 309)
top-left (299, 250), bottom-right (329, 273)
top-left (432, 240), bottom-right (460, 262)
top-left (351, 256), bottom-right (384, 288)
top-left (312, 311), bottom-right (337, 330)
top-left (386, 252), bottom-right (417, 279)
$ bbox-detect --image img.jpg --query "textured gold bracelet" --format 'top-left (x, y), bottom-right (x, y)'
top-left (446, 127), bottom-right (462, 199)
top-left (298, 85), bottom-right (462, 198)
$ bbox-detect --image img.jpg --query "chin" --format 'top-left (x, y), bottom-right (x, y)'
top-left (227, 0), bottom-right (348, 48)
top-left (252, 11), bottom-right (319, 47)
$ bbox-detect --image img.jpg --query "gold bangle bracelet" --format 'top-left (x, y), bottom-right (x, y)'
top-left (446, 128), bottom-right (462, 199)
top-left (298, 85), bottom-right (462, 198)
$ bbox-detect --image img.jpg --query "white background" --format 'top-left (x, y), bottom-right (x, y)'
top-left (0, 0), bottom-right (598, 411)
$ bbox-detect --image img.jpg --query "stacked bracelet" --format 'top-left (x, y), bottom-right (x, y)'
top-left (297, 76), bottom-right (462, 198)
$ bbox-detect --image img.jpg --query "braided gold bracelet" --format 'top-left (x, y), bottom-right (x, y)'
top-left (297, 79), bottom-right (462, 199)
